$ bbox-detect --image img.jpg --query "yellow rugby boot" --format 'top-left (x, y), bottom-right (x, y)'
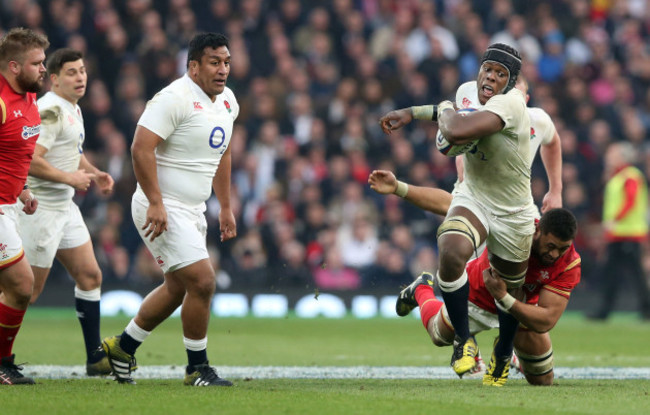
top-left (450, 336), bottom-right (479, 377)
top-left (102, 336), bottom-right (138, 384)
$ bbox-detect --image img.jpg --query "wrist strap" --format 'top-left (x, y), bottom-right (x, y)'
top-left (436, 100), bottom-right (454, 121)
top-left (411, 105), bottom-right (435, 121)
top-left (394, 180), bottom-right (409, 198)
top-left (496, 293), bottom-right (516, 313)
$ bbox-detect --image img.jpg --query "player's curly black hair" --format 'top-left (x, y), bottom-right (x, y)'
top-left (539, 208), bottom-right (577, 241)
top-left (186, 32), bottom-right (229, 68)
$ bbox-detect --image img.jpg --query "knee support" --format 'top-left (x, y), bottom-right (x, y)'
top-left (432, 308), bottom-right (454, 346)
top-left (437, 216), bottom-right (481, 252)
top-left (515, 347), bottom-right (554, 376)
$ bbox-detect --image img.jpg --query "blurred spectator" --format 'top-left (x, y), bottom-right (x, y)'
top-left (590, 142), bottom-right (650, 320)
top-left (337, 212), bottom-right (379, 270)
top-left (273, 240), bottom-right (312, 289)
top-left (231, 229), bottom-right (269, 289)
top-left (490, 15), bottom-right (541, 64)
top-left (313, 247), bottom-right (361, 291)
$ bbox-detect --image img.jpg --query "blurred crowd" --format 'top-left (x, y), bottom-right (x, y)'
top-left (2, 0), bottom-right (650, 295)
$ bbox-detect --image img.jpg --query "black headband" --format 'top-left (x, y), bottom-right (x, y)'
top-left (481, 45), bottom-right (522, 93)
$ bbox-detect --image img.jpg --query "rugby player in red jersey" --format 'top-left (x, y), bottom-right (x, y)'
top-left (369, 171), bottom-right (580, 386)
top-left (0, 28), bottom-right (49, 385)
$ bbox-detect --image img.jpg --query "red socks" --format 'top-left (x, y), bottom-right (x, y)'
top-left (415, 284), bottom-right (443, 328)
top-left (0, 302), bottom-right (26, 359)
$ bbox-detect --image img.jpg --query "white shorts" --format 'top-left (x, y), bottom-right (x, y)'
top-left (19, 201), bottom-right (90, 268)
top-left (132, 193), bottom-right (208, 274)
top-left (447, 191), bottom-right (536, 262)
top-left (441, 301), bottom-right (499, 335)
top-left (0, 204), bottom-right (25, 270)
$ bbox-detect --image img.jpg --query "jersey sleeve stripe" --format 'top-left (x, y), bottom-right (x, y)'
top-left (541, 285), bottom-right (571, 298)
top-left (0, 97), bottom-right (6, 124)
top-left (563, 258), bottom-right (581, 272)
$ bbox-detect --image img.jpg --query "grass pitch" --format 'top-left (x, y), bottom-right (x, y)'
top-left (2, 309), bottom-right (649, 415)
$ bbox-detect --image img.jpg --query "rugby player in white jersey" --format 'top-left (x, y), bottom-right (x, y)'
top-left (455, 76), bottom-right (562, 213)
top-left (379, 43), bottom-right (535, 385)
top-left (18, 48), bottom-right (114, 376)
top-left (370, 76), bottom-right (564, 385)
top-left (101, 33), bottom-right (238, 386)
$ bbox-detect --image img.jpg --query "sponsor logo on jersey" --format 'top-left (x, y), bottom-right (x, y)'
top-left (21, 124), bottom-right (40, 140)
top-left (156, 256), bottom-right (165, 266)
top-left (13, 110), bottom-right (22, 118)
top-left (462, 97), bottom-right (472, 108)
top-left (539, 270), bottom-right (549, 280)
top-left (193, 101), bottom-right (203, 110)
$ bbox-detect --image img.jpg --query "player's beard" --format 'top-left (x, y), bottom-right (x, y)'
top-left (16, 71), bottom-right (43, 93)
top-left (532, 238), bottom-right (555, 267)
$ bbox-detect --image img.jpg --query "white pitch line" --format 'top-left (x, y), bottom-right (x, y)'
top-left (24, 365), bottom-right (650, 380)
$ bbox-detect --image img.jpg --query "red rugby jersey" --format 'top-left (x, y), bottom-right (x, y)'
top-left (468, 244), bottom-right (581, 314)
top-left (0, 73), bottom-right (41, 204)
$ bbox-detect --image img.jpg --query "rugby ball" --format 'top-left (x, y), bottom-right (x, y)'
top-left (436, 108), bottom-right (478, 156)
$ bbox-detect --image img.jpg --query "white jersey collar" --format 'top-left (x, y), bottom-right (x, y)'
top-left (45, 91), bottom-right (79, 110)
top-left (184, 73), bottom-right (221, 104)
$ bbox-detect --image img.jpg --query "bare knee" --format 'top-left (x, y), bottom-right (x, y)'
top-left (13, 290), bottom-right (32, 308)
top-left (3, 279), bottom-right (33, 308)
top-left (72, 267), bottom-right (102, 291)
top-left (187, 275), bottom-right (217, 300)
top-left (438, 249), bottom-right (469, 281)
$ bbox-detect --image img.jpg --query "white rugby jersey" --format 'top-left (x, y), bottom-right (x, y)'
top-left (28, 91), bottom-right (85, 208)
top-left (452, 81), bottom-right (532, 215)
top-left (136, 74), bottom-right (239, 208)
top-left (456, 81), bottom-right (556, 163)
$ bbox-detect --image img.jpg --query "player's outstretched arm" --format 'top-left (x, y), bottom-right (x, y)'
top-left (483, 269), bottom-right (568, 333)
top-left (540, 129), bottom-right (562, 213)
top-left (213, 144), bottom-right (236, 242)
top-left (368, 170), bottom-right (453, 216)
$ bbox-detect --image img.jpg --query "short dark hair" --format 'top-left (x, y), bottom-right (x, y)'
top-left (46, 48), bottom-right (83, 75)
top-left (186, 33), bottom-right (229, 68)
top-left (0, 27), bottom-right (49, 69)
top-left (538, 208), bottom-right (577, 241)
